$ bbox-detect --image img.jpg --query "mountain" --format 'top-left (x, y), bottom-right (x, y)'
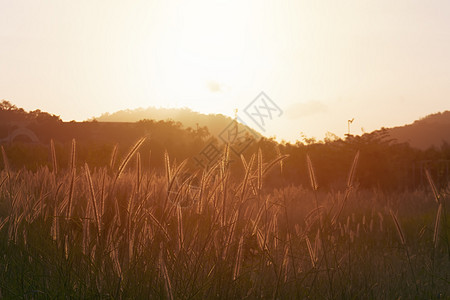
top-left (3, 99), bottom-right (449, 150)
top-left (384, 111), bottom-right (450, 149)
top-left (1, 100), bottom-right (449, 189)
top-left (92, 106), bottom-right (261, 140)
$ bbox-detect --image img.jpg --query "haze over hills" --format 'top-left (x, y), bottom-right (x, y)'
top-left (382, 111), bottom-right (450, 150)
top-left (93, 106), bottom-right (450, 149)
top-left (1, 100), bottom-right (449, 190)
top-left (92, 107), bottom-right (260, 139)
top-left (1, 100), bottom-right (449, 150)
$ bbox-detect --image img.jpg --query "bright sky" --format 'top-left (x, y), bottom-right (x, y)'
top-left (1, 0), bottom-right (449, 141)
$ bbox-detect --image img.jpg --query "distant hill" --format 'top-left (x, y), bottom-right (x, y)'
top-left (383, 111), bottom-right (450, 149)
top-left (2, 100), bottom-right (450, 189)
top-left (96, 106), bottom-right (450, 149)
top-left (0, 101), bottom-right (263, 171)
top-left (92, 107), bottom-right (260, 139)
top-left (3, 98), bottom-right (449, 151)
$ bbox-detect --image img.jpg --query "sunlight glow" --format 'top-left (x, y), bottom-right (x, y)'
top-left (144, 0), bottom-right (257, 113)
top-left (1, 0), bottom-right (449, 140)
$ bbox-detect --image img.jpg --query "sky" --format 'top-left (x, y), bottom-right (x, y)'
top-left (1, 0), bottom-right (449, 142)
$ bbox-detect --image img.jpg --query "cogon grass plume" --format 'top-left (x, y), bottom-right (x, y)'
top-left (177, 204), bottom-right (183, 251)
top-left (240, 154), bottom-right (255, 201)
top-left (389, 209), bottom-right (406, 245)
top-left (233, 235), bottom-right (244, 281)
top-left (66, 145), bottom-right (77, 219)
top-left (166, 158), bottom-right (188, 202)
top-left (306, 154), bottom-right (318, 191)
top-left (85, 163), bottom-right (100, 238)
top-left (305, 153), bottom-right (334, 298)
top-left (70, 139), bottom-right (76, 172)
top-left (425, 169), bottom-right (448, 250)
top-left (306, 236), bottom-right (317, 268)
top-left (263, 154), bottom-right (289, 177)
top-left (50, 139), bottom-right (58, 175)
top-left (347, 150), bottom-right (359, 189)
top-left (113, 137), bottom-right (146, 187)
top-left (424, 167), bottom-right (449, 293)
top-left (332, 150), bottom-right (360, 226)
top-left (425, 167), bottom-right (449, 258)
top-left (147, 210), bottom-right (170, 242)
top-left (0, 176), bottom-right (6, 190)
top-left (110, 143), bottom-right (118, 170)
top-left (425, 168), bottom-right (440, 204)
top-left (164, 150), bottom-right (172, 187)
top-left (136, 152), bottom-right (141, 193)
top-left (257, 148), bottom-right (263, 192)
top-left (275, 146), bottom-right (283, 174)
top-left (1, 146), bottom-right (10, 178)
top-left (389, 208), bottom-right (418, 294)
top-left (434, 204), bottom-right (442, 249)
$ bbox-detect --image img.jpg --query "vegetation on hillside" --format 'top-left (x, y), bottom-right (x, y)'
top-left (90, 105), bottom-right (257, 139)
top-left (1, 101), bottom-right (450, 191)
top-left (91, 104), bottom-right (450, 150)
top-left (378, 110), bottom-right (450, 150)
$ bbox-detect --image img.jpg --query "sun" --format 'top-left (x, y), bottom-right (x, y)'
top-left (141, 0), bottom-right (257, 113)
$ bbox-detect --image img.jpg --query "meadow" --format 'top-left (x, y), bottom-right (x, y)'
top-left (0, 138), bottom-right (448, 299)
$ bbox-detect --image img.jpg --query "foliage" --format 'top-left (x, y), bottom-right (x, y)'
top-left (1, 102), bottom-right (449, 191)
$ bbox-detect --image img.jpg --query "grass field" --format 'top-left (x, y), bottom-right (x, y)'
top-left (0, 139), bottom-right (449, 299)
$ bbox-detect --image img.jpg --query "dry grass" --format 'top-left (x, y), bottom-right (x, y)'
top-left (0, 138), bottom-right (448, 298)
